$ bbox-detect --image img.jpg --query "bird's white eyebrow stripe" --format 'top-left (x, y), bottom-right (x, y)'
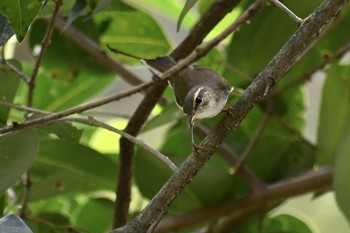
top-left (193, 87), bottom-right (204, 110)
top-left (194, 87), bottom-right (203, 99)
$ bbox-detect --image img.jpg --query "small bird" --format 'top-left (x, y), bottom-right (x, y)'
top-left (106, 46), bottom-right (233, 157)
top-left (142, 56), bottom-right (234, 156)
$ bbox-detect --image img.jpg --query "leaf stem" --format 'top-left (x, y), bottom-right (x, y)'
top-left (27, 0), bottom-right (63, 107)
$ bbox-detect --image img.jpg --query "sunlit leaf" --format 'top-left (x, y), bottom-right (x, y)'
top-left (95, 1), bottom-right (171, 63)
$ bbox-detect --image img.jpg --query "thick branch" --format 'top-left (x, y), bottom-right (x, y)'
top-left (110, 0), bottom-right (347, 232)
top-left (155, 166), bottom-right (332, 232)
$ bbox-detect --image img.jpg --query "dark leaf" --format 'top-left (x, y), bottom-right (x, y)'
top-left (0, 0), bottom-right (44, 41)
top-left (0, 13), bottom-right (14, 46)
top-left (0, 130), bottom-right (38, 195)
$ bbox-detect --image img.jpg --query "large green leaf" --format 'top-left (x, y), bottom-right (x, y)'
top-left (334, 121), bottom-right (350, 222)
top-left (224, 0), bottom-right (322, 87)
top-left (0, 0), bottom-right (44, 41)
top-left (0, 60), bottom-right (21, 125)
top-left (95, 1), bottom-right (171, 63)
top-left (75, 198), bottom-right (113, 233)
top-left (28, 19), bottom-right (115, 111)
top-left (317, 65), bottom-right (350, 165)
top-left (30, 140), bottom-right (118, 200)
top-left (263, 214), bottom-right (313, 233)
top-left (0, 130), bottom-right (38, 195)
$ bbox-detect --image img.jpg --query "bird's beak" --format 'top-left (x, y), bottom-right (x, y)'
top-left (188, 112), bottom-right (196, 145)
top-left (188, 112), bottom-right (196, 126)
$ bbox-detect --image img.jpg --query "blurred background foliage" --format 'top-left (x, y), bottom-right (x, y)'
top-left (0, 0), bottom-right (350, 232)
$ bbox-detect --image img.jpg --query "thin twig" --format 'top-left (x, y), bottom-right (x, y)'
top-left (0, 81), bottom-right (153, 135)
top-left (64, 117), bottom-right (177, 171)
top-left (0, 101), bottom-right (49, 114)
top-left (270, 0), bottom-right (304, 25)
top-left (273, 42), bottom-right (350, 97)
top-left (0, 56), bottom-right (30, 84)
top-left (27, 0), bottom-right (63, 107)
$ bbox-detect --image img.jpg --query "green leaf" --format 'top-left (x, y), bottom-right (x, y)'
top-left (0, 130), bottom-right (38, 195)
top-left (177, 0), bottom-right (198, 32)
top-left (317, 65), bottom-right (350, 165)
top-left (29, 19), bottom-right (115, 111)
top-left (95, 2), bottom-right (171, 63)
top-left (136, 123), bottom-right (232, 213)
top-left (39, 121), bottom-right (83, 143)
top-left (0, 60), bottom-right (21, 125)
top-left (334, 107), bottom-right (350, 222)
top-left (0, 13), bottom-right (14, 46)
top-left (263, 214), bottom-right (313, 233)
top-left (0, 0), bottom-right (44, 41)
top-left (75, 198), bottom-right (113, 233)
top-left (141, 103), bottom-right (182, 133)
top-left (30, 140), bottom-right (118, 200)
top-left (224, 0), bottom-right (323, 87)
top-left (27, 212), bottom-right (70, 233)
top-left (62, 0), bottom-right (87, 31)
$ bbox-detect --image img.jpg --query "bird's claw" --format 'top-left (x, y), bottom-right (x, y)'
top-left (222, 108), bottom-right (234, 118)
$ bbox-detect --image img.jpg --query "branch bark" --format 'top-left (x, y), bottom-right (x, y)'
top-left (113, 0), bottom-right (242, 228)
top-left (155, 166), bottom-right (332, 232)
top-left (110, 0), bottom-right (347, 231)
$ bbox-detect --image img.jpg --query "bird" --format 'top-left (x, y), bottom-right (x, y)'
top-left (141, 56), bottom-right (234, 157)
top-left (106, 46), bottom-right (233, 158)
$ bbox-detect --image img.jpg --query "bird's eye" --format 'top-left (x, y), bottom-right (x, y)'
top-left (195, 96), bottom-right (202, 104)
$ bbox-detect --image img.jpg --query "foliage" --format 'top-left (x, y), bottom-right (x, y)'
top-left (0, 0), bottom-right (350, 232)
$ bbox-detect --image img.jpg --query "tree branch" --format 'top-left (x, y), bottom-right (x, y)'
top-left (0, 56), bottom-right (30, 84)
top-left (109, 0), bottom-right (347, 231)
top-left (0, 81), bottom-right (154, 135)
top-left (62, 117), bottom-right (177, 171)
top-left (273, 42), bottom-right (350, 97)
top-left (270, 0), bottom-right (304, 25)
top-left (27, 0), bottom-right (62, 107)
top-left (155, 166), bottom-right (332, 232)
